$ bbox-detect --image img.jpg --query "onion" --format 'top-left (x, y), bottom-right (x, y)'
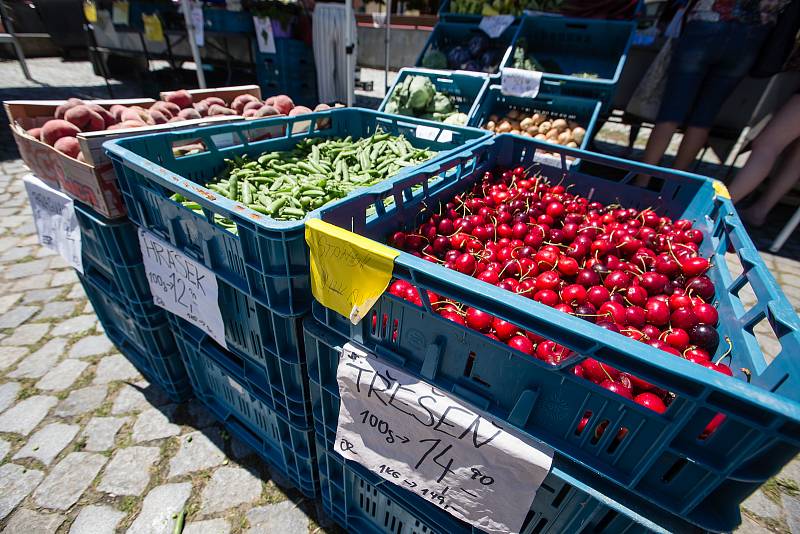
top-left (572, 127), bottom-right (586, 144)
top-left (552, 118), bottom-right (568, 131)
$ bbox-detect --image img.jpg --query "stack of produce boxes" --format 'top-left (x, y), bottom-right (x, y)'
top-left (102, 107), bottom-right (490, 497)
top-left (300, 133), bottom-right (800, 533)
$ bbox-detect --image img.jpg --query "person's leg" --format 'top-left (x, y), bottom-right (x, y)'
top-left (312, 5), bottom-right (337, 103)
top-left (740, 138), bottom-right (800, 226)
top-left (675, 22), bottom-right (770, 170)
top-left (636, 22), bottom-right (716, 184)
top-left (728, 95), bottom-right (800, 203)
top-left (672, 126), bottom-right (710, 170)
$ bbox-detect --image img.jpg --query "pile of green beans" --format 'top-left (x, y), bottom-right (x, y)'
top-left (170, 129), bottom-right (436, 226)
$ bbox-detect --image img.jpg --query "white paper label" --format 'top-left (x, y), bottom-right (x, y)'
top-left (479, 15), bottom-right (514, 38)
top-left (191, 4), bottom-right (204, 47)
top-left (253, 16), bottom-right (276, 54)
top-left (501, 68), bottom-right (542, 98)
top-left (24, 175), bottom-right (83, 273)
top-left (415, 125), bottom-right (453, 143)
top-left (335, 343), bottom-right (554, 534)
top-left (138, 229), bottom-right (227, 348)
top-left (112, 0), bottom-right (129, 25)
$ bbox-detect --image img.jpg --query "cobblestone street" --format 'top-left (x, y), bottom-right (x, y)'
top-left (0, 57), bottom-right (797, 533)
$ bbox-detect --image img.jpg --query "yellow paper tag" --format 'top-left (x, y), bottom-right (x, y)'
top-left (713, 180), bottom-right (731, 199)
top-left (143, 13), bottom-right (165, 42)
top-left (305, 218), bottom-right (399, 324)
top-left (83, 0), bottom-right (98, 22)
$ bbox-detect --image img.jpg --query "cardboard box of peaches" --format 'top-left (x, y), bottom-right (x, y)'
top-left (5, 85), bottom-right (332, 219)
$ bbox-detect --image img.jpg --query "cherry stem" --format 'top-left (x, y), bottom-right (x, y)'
top-left (714, 337), bottom-right (733, 365)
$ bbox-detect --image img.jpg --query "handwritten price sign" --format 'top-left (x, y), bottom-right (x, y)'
top-left (335, 343), bottom-right (554, 534)
top-left (23, 175), bottom-right (83, 273)
top-left (138, 229), bottom-right (227, 348)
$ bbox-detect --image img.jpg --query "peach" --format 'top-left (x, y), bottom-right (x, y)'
top-left (149, 109), bottom-right (169, 124)
top-left (41, 119), bottom-right (81, 145)
top-left (288, 106), bottom-right (312, 116)
top-left (253, 105), bottom-right (281, 118)
top-left (243, 100), bottom-right (263, 113)
top-left (177, 108), bottom-right (201, 120)
top-left (107, 119), bottom-right (146, 130)
top-left (109, 104), bottom-right (128, 121)
top-left (65, 105), bottom-right (105, 132)
top-left (54, 98), bottom-right (84, 120)
top-left (193, 101), bottom-right (209, 116)
top-left (208, 105), bottom-right (236, 116)
top-left (232, 94), bottom-right (260, 114)
top-left (88, 104), bottom-right (116, 128)
top-left (201, 97), bottom-right (226, 108)
top-left (164, 89), bottom-right (193, 109)
top-left (27, 127), bottom-right (42, 140)
top-left (54, 136), bottom-right (81, 158)
top-left (273, 95), bottom-right (294, 115)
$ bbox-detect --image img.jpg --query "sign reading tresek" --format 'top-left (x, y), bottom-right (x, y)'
top-left (138, 229), bottom-right (226, 348)
top-left (335, 343), bottom-right (554, 534)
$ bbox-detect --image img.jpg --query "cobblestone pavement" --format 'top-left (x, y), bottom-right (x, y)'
top-left (0, 57), bottom-right (799, 533)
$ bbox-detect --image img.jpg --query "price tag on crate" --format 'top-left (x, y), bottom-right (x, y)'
top-left (415, 124), bottom-right (453, 143)
top-left (138, 229), bottom-right (227, 348)
top-left (112, 0), bottom-right (129, 25)
top-left (253, 16), bottom-right (276, 54)
top-left (335, 343), bottom-right (554, 534)
top-left (501, 68), bottom-right (542, 98)
top-left (479, 15), bottom-right (514, 38)
top-left (305, 219), bottom-right (398, 324)
top-left (190, 3), bottom-right (204, 47)
top-left (23, 175), bottom-right (83, 274)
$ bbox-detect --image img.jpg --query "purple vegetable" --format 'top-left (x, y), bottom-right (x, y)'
top-left (480, 50), bottom-right (500, 69)
top-left (467, 35), bottom-right (489, 58)
top-left (461, 59), bottom-right (482, 72)
top-left (447, 46), bottom-right (471, 69)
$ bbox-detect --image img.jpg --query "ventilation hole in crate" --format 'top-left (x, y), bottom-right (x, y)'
top-left (392, 319), bottom-right (399, 344)
top-left (520, 510), bottom-right (537, 531)
top-left (661, 457), bottom-right (688, 483)
top-left (371, 310), bottom-right (378, 335)
top-left (592, 510), bottom-right (618, 533)
top-left (697, 412), bottom-right (726, 441)
top-left (725, 250), bottom-right (744, 278)
top-left (531, 517), bottom-right (549, 534)
top-left (381, 313), bottom-right (389, 338)
top-left (753, 316), bottom-right (782, 364)
top-left (575, 411), bottom-right (592, 436)
top-left (607, 427), bottom-right (628, 454)
top-left (735, 281), bottom-right (758, 316)
top-left (472, 375), bottom-right (491, 387)
top-left (172, 138), bottom-right (208, 157)
top-left (464, 352), bottom-right (476, 377)
top-left (591, 420), bottom-right (609, 444)
top-left (396, 519), bottom-right (404, 533)
top-left (551, 484), bottom-right (572, 508)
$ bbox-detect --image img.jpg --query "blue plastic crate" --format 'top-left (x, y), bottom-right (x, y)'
top-left (168, 313), bottom-right (309, 427)
top-left (503, 15), bottom-right (634, 108)
top-left (173, 323), bottom-right (317, 497)
top-left (103, 108), bottom-right (490, 318)
top-left (79, 260), bottom-right (191, 402)
top-left (203, 8), bottom-right (254, 34)
top-left (469, 85), bottom-right (601, 152)
top-left (416, 21), bottom-right (517, 75)
top-left (313, 134), bottom-right (800, 532)
top-left (437, 0), bottom-right (645, 21)
top-left (74, 202), bottom-right (155, 314)
top-left (379, 68), bottom-right (490, 123)
top-left (254, 39), bottom-right (317, 101)
top-left (305, 319), bottom-right (700, 534)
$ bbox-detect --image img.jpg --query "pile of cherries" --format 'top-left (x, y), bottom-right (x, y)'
top-left (386, 165), bottom-right (733, 423)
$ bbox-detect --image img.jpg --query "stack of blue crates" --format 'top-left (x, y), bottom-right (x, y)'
top-left (254, 39), bottom-right (318, 107)
top-left (74, 202), bottom-right (191, 402)
top-left (309, 133), bottom-right (800, 533)
top-left (103, 108), bottom-right (490, 500)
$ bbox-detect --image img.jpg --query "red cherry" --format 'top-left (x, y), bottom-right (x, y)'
top-left (681, 256), bottom-right (709, 277)
top-left (454, 253), bottom-right (476, 275)
top-left (635, 392), bottom-right (667, 413)
top-left (604, 270), bottom-right (631, 291)
top-left (465, 307), bottom-right (493, 332)
top-left (693, 303), bottom-right (718, 325)
top-left (440, 311), bottom-right (465, 325)
top-left (600, 379), bottom-right (633, 400)
top-left (670, 307), bottom-right (698, 331)
top-left (560, 284), bottom-right (587, 306)
top-left (492, 318), bottom-right (517, 341)
top-left (703, 361), bottom-right (733, 376)
top-left (599, 301), bottom-right (626, 324)
top-left (701, 413), bottom-right (726, 438)
top-left (684, 347), bottom-right (711, 363)
top-left (587, 286), bottom-right (611, 308)
top-left (645, 298), bottom-right (670, 326)
top-left (507, 335), bottom-right (534, 355)
top-left (664, 328), bottom-right (690, 350)
top-left (625, 306), bottom-right (647, 328)
top-left (582, 358), bottom-right (619, 383)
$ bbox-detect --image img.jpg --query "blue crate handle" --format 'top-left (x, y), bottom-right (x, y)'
top-left (319, 135), bottom-right (800, 422)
